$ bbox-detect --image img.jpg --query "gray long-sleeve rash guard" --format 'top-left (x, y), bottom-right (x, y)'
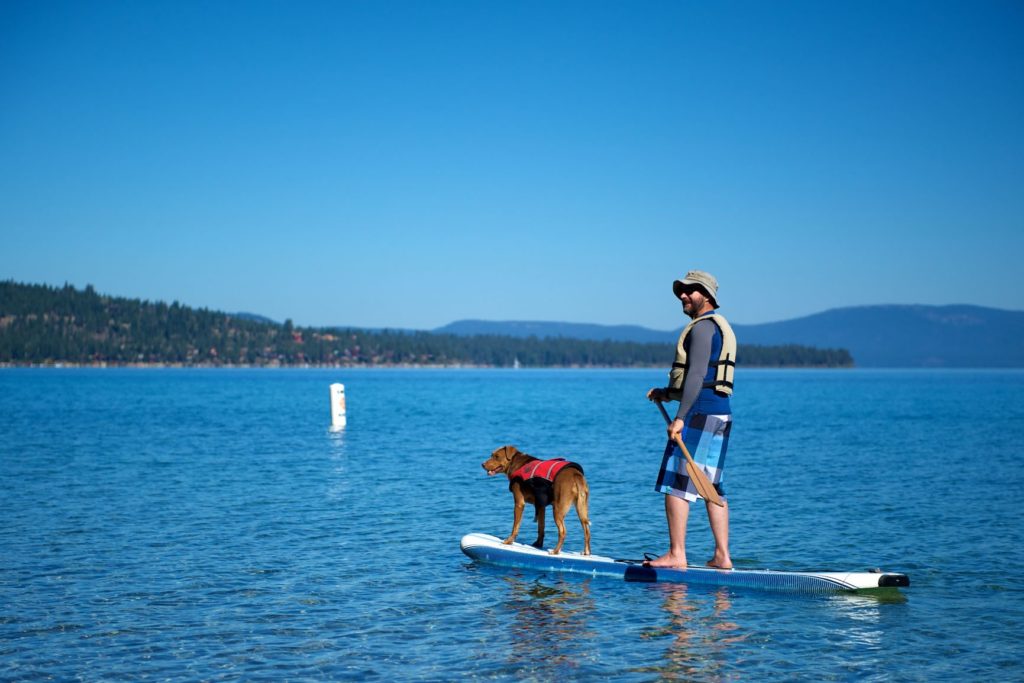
top-left (675, 319), bottom-right (715, 421)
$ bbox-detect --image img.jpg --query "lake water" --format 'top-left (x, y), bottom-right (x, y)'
top-left (1, 368), bottom-right (1022, 681)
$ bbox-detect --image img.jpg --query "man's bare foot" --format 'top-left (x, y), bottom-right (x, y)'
top-left (644, 552), bottom-right (688, 569)
top-left (706, 553), bottom-right (732, 570)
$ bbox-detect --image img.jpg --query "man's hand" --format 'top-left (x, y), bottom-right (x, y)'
top-left (668, 418), bottom-right (685, 442)
top-left (647, 387), bottom-right (666, 402)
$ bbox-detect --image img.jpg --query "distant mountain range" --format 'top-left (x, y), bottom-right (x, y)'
top-left (436, 305), bottom-right (1024, 367)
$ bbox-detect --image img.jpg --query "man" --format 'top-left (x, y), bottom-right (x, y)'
top-left (646, 270), bottom-right (737, 569)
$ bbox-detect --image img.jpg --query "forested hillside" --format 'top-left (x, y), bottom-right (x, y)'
top-left (0, 281), bottom-right (853, 367)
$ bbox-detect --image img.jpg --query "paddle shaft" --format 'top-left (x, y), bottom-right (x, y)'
top-left (654, 400), bottom-right (725, 507)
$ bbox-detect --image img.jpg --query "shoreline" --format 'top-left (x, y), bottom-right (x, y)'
top-left (0, 361), bottom-right (856, 370)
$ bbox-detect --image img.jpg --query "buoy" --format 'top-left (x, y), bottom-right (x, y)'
top-left (329, 383), bottom-right (347, 430)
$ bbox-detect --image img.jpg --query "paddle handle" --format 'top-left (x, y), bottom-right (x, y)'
top-left (655, 400), bottom-right (695, 464)
top-left (655, 400), bottom-right (672, 425)
top-left (670, 434), bottom-right (702, 472)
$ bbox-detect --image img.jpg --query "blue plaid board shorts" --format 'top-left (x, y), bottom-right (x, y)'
top-left (655, 413), bottom-right (733, 502)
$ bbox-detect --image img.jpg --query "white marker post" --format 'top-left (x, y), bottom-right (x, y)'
top-left (329, 382), bottom-right (347, 431)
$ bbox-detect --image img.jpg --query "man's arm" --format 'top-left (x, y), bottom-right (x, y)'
top-left (674, 320), bottom-right (714, 421)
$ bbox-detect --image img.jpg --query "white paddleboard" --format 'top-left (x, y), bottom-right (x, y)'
top-left (461, 533), bottom-right (909, 593)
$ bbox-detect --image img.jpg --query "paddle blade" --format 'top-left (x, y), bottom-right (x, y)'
top-left (685, 459), bottom-right (724, 507)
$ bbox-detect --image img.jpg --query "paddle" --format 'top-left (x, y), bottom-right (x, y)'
top-left (654, 400), bottom-right (725, 507)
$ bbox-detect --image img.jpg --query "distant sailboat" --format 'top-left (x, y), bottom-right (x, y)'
top-left (512, 357), bottom-right (521, 370)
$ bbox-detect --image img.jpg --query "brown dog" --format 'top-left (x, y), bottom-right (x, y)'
top-left (481, 445), bottom-right (591, 555)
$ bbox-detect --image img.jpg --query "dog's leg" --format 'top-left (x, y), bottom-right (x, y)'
top-left (576, 483), bottom-right (591, 556)
top-left (503, 486), bottom-right (526, 545)
top-left (532, 504), bottom-right (545, 549)
top-left (550, 497), bottom-right (571, 555)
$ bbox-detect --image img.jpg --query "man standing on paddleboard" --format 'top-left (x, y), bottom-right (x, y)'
top-left (646, 270), bottom-right (737, 569)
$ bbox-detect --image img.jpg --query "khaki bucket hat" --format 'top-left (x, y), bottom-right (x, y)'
top-left (672, 270), bottom-right (719, 306)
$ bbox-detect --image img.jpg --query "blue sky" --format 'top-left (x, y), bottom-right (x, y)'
top-left (2, 1), bottom-right (1022, 330)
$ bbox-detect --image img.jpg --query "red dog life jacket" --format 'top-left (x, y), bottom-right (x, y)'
top-left (511, 457), bottom-right (578, 483)
top-left (510, 458), bottom-right (583, 512)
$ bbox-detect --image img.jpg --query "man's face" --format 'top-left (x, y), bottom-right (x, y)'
top-left (678, 286), bottom-right (707, 316)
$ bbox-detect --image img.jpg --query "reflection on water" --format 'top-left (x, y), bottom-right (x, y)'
top-left (823, 590), bottom-right (908, 653)
top-left (497, 575), bottom-right (598, 676)
top-left (489, 573), bottom-right (755, 681)
top-left (474, 565), bottom-right (922, 682)
top-left (833, 589), bottom-right (908, 606)
top-left (324, 429), bottom-right (349, 501)
top-left (634, 584), bottom-right (748, 681)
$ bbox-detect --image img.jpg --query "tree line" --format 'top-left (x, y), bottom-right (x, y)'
top-left (0, 281), bottom-right (854, 367)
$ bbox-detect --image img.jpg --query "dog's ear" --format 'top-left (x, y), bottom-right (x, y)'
top-left (502, 445), bottom-right (519, 463)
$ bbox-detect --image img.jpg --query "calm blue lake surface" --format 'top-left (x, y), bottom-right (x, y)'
top-left (2, 368), bottom-right (1023, 681)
